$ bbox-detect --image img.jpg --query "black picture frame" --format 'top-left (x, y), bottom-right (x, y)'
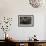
top-left (18, 15), bottom-right (34, 27)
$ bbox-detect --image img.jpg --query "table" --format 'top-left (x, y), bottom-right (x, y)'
top-left (5, 39), bottom-right (46, 46)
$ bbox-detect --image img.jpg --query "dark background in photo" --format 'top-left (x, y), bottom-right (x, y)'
top-left (20, 17), bottom-right (31, 24)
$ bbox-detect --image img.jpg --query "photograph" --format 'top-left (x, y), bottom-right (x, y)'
top-left (18, 15), bottom-right (34, 27)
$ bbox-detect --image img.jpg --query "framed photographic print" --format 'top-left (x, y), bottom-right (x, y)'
top-left (18, 15), bottom-right (34, 27)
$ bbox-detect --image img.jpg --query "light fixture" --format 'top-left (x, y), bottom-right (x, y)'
top-left (29, 0), bottom-right (44, 8)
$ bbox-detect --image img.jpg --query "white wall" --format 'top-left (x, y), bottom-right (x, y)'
top-left (0, 0), bottom-right (46, 40)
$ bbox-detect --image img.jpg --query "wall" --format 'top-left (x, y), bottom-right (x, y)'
top-left (0, 0), bottom-right (46, 40)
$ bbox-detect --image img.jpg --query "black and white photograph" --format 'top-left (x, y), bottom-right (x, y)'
top-left (18, 15), bottom-right (34, 27)
top-left (0, 0), bottom-right (46, 46)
